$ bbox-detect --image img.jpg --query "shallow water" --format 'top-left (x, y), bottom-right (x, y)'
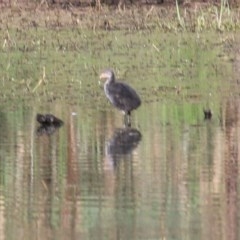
top-left (0, 30), bottom-right (239, 240)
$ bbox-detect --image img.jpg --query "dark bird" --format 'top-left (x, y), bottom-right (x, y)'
top-left (36, 114), bottom-right (64, 136)
top-left (203, 109), bottom-right (212, 120)
top-left (36, 114), bottom-right (63, 126)
top-left (100, 69), bottom-right (141, 125)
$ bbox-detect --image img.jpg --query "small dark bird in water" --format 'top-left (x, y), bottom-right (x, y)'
top-left (203, 109), bottom-right (212, 120)
top-left (36, 114), bottom-right (64, 135)
top-left (100, 69), bottom-right (141, 125)
top-left (36, 114), bottom-right (63, 126)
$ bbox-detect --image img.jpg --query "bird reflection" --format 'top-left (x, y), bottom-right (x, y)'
top-left (36, 113), bottom-right (64, 136)
top-left (106, 127), bottom-right (142, 168)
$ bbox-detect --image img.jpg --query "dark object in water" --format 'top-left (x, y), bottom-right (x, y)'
top-left (36, 114), bottom-right (64, 136)
top-left (37, 114), bottom-right (63, 126)
top-left (37, 124), bottom-right (61, 136)
top-left (106, 127), bottom-right (142, 168)
top-left (203, 109), bottom-right (212, 120)
top-left (100, 69), bottom-right (141, 125)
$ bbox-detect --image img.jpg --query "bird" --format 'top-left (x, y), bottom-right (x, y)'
top-left (203, 109), bottom-right (212, 120)
top-left (106, 127), bottom-right (142, 168)
top-left (36, 114), bottom-right (64, 136)
top-left (36, 114), bottom-right (63, 127)
top-left (100, 69), bottom-right (141, 125)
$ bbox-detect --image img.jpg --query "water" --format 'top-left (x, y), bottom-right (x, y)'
top-left (0, 30), bottom-right (239, 239)
top-left (1, 101), bottom-right (239, 240)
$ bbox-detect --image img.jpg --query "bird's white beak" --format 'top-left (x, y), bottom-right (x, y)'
top-left (99, 73), bottom-right (108, 80)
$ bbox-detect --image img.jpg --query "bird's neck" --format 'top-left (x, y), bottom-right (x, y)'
top-left (106, 74), bottom-right (115, 85)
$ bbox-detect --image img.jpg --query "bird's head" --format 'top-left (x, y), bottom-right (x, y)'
top-left (99, 69), bottom-right (115, 82)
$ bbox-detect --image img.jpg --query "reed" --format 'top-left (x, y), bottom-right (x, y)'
top-left (175, 0), bottom-right (185, 29)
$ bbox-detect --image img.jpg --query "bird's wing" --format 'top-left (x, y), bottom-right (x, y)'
top-left (107, 82), bottom-right (141, 111)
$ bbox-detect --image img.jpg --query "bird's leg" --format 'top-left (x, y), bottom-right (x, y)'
top-left (124, 112), bottom-right (131, 127)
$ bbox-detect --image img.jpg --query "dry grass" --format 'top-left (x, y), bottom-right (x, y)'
top-left (0, 1), bottom-right (239, 31)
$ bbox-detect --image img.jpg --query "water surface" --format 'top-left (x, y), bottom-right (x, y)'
top-left (0, 30), bottom-right (239, 240)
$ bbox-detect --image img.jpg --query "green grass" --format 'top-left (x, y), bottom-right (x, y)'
top-left (0, 3), bottom-right (237, 109)
top-left (0, 25), bottom-right (235, 109)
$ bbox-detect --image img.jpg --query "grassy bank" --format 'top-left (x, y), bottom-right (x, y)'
top-left (0, 1), bottom-right (236, 108)
top-left (0, 1), bottom-right (240, 32)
